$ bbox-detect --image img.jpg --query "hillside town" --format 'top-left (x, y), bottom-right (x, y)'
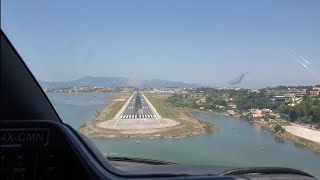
top-left (43, 86), bottom-right (135, 93)
top-left (161, 86), bottom-right (320, 129)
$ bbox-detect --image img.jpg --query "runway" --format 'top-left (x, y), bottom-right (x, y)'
top-left (105, 91), bottom-right (166, 129)
top-left (119, 91), bottom-right (156, 119)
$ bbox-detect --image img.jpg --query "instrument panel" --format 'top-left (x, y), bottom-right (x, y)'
top-left (0, 120), bottom-right (89, 180)
top-left (1, 120), bottom-right (317, 180)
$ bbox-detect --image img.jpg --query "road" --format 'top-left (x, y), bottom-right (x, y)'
top-left (120, 91), bottom-right (156, 119)
top-left (285, 123), bottom-right (320, 143)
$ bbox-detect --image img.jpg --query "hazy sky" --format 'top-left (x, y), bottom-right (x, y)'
top-left (2, 0), bottom-right (320, 88)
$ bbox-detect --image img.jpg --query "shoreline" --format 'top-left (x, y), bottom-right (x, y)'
top-left (80, 93), bottom-right (218, 139)
top-left (189, 109), bottom-right (229, 116)
top-left (275, 131), bottom-right (320, 152)
top-left (178, 105), bottom-right (320, 153)
top-left (79, 92), bottom-right (319, 152)
top-left (173, 105), bottom-right (320, 153)
top-left (254, 122), bottom-right (320, 152)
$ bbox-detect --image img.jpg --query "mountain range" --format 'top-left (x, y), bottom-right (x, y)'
top-left (39, 76), bottom-right (201, 88)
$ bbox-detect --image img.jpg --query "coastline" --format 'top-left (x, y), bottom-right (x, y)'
top-left (179, 106), bottom-right (320, 153)
top-left (275, 131), bottom-right (320, 152)
top-left (80, 93), bottom-right (218, 139)
top-left (189, 109), bottom-right (229, 116)
top-left (186, 106), bottom-right (320, 153)
top-left (284, 123), bottom-right (320, 143)
top-left (254, 122), bottom-right (320, 152)
top-left (79, 92), bottom-right (320, 153)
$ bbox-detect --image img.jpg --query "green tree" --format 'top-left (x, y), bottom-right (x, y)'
top-left (214, 98), bottom-right (227, 106)
top-left (191, 100), bottom-right (198, 109)
top-left (298, 117), bottom-right (311, 124)
top-left (274, 124), bottom-right (285, 133)
top-left (311, 107), bottom-right (320, 123)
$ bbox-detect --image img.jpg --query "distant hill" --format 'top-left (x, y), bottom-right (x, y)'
top-left (39, 76), bottom-right (201, 88)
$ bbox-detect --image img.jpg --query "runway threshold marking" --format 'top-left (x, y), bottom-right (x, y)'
top-left (113, 91), bottom-right (136, 128)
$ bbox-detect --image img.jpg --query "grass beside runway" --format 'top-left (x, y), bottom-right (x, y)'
top-left (144, 93), bottom-right (218, 135)
top-left (88, 94), bottom-right (130, 123)
top-left (101, 100), bottom-right (126, 121)
top-left (80, 92), bottom-right (218, 139)
top-left (144, 93), bottom-right (180, 120)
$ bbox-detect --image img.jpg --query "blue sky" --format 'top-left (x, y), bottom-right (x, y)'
top-left (2, 0), bottom-right (320, 88)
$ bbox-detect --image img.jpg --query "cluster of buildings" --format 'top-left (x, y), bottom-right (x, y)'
top-left (147, 88), bottom-right (188, 94)
top-left (45, 87), bottom-right (195, 93)
top-left (266, 88), bottom-right (306, 102)
top-left (247, 108), bottom-right (286, 123)
top-left (309, 87), bottom-right (320, 97)
top-left (217, 87), bottom-right (242, 91)
top-left (265, 88), bottom-right (308, 106)
top-left (248, 108), bottom-right (273, 118)
top-left (44, 86), bottom-right (133, 93)
top-left (265, 87), bottom-right (320, 105)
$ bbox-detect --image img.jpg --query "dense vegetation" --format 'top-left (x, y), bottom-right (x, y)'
top-left (274, 124), bottom-right (285, 133)
top-left (277, 97), bottom-right (320, 123)
top-left (234, 91), bottom-right (280, 111)
top-left (166, 88), bottom-right (320, 124)
top-left (167, 89), bottom-right (280, 111)
top-left (166, 94), bottom-right (195, 108)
